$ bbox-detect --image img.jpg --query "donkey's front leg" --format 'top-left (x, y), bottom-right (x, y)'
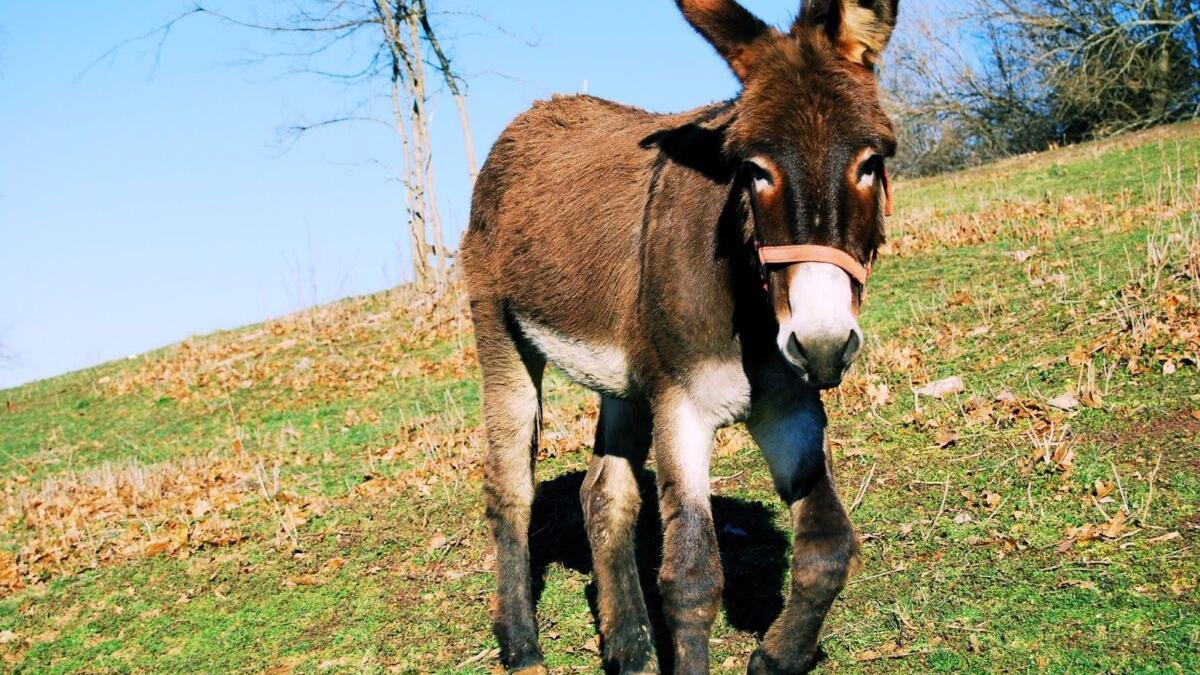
top-left (746, 389), bottom-right (858, 675)
top-left (653, 393), bottom-right (723, 674)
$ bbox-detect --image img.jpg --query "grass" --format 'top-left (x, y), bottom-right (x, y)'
top-left (1, 120), bottom-right (1198, 673)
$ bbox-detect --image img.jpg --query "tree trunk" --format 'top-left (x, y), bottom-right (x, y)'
top-left (404, 8), bottom-right (447, 288)
top-left (416, 0), bottom-right (478, 187)
top-left (376, 0), bottom-right (433, 287)
top-left (453, 93), bottom-right (479, 186)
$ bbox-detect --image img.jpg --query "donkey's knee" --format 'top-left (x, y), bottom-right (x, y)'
top-left (580, 456), bottom-right (642, 554)
top-left (748, 391), bottom-right (828, 504)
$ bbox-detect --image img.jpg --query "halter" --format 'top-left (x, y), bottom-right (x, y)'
top-left (753, 166), bottom-right (892, 296)
top-left (756, 244), bottom-right (871, 286)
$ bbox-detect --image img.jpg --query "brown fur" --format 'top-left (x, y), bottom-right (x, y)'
top-left (463, 1), bottom-right (899, 672)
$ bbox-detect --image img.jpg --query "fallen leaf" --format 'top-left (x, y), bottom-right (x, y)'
top-left (935, 429), bottom-right (959, 448)
top-left (1047, 392), bottom-right (1080, 411)
top-left (1100, 512), bottom-right (1127, 539)
top-left (1067, 344), bottom-right (1090, 367)
top-left (1008, 248), bottom-right (1038, 263)
top-left (915, 376), bottom-right (964, 399)
top-left (954, 512), bottom-right (973, 525)
top-left (1147, 531), bottom-right (1181, 544)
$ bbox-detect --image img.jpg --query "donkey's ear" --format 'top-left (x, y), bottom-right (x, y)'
top-left (798, 0), bottom-right (899, 67)
top-left (677, 0), bottom-right (770, 81)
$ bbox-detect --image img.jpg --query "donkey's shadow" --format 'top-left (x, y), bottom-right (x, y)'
top-left (529, 470), bottom-right (788, 673)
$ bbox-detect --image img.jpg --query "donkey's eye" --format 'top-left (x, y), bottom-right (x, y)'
top-left (857, 155), bottom-right (884, 190)
top-left (746, 158), bottom-right (775, 193)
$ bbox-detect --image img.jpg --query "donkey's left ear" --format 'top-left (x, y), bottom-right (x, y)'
top-left (798, 0), bottom-right (899, 68)
top-left (677, 0), bottom-right (771, 81)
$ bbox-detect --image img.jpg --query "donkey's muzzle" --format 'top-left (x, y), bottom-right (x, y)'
top-left (785, 329), bottom-right (862, 389)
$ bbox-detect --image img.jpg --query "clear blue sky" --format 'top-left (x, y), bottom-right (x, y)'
top-left (0, 1), bottom-right (927, 389)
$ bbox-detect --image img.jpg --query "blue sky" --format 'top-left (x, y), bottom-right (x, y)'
top-left (0, 1), bottom-right (925, 389)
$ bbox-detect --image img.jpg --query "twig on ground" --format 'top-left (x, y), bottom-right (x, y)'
top-left (1112, 462), bottom-right (1130, 514)
top-left (850, 565), bottom-right (907, 585)
top-left (1140, 451), bottom-right (1163, 522)
top-left (924, 478), bottom-right (951, 541)
top-left (849, 462), bottom-right (877, 514)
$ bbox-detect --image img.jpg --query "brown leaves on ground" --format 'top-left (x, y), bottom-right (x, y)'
top-left (1058, 511), bottom-right (1130, 552)
top-left (100, 282), bottom-right (476, 407)
top-left (0, 454), bottom-right (326, 595)
top-left (882, 191), bottom-right (1185, 259)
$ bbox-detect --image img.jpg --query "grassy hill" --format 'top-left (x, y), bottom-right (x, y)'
top-left (2, 121), bottom-right (1198, 673)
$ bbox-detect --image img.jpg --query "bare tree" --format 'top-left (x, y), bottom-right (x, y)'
top-left (122, 2), bottom-right (480, 289)
top-left (886, 0), bottom-right (1200, 176)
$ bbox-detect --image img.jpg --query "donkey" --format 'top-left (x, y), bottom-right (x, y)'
top-left (462, 1), bottom-right (899, 672)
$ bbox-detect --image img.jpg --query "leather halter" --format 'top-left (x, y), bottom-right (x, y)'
top-left (756, 244), bottom-right (871, 286)
top-left (753, 166), bottom-right (892, 293)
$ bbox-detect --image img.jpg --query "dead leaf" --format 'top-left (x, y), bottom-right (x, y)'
top-left (1008, 248), bottom-right (1038, 263)
top-left (1147, 531), bottom-right (1181, 544)
top-left (285, 574), bottom-right (321, 587)
top-left (915, 376), bottom-right (964, 399)
top-left (1067, 344), bottom-right (1090, 367)
top-left (320, 557), bottom-right (346, 573)
top-left (1100, 512), bottom-right (1127, 539)
top-left (935, 429), bottom-right (958, 448)
top-left (1047, 392), bottom-right (1080, 411)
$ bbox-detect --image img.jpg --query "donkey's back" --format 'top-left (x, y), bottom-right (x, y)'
top-left (462, 95), bottom-right (702, 376)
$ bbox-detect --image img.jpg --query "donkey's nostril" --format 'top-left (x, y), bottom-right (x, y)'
top-left (787, 332), bottom-right (808, 364)
top-left (842, 330), bottom-right (862, 366)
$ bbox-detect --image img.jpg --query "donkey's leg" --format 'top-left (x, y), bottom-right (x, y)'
top-left (581, 396), bottom-right (658, 674)
top-left (746, 389), bottom-right (858, 675)
top-left (473, 300), bottom-right (548, 674)
top-left (653, 394), bottom-right (723, 674)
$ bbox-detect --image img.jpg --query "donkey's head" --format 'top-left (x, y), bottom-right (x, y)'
top-left (680, 0), bottom-right (899, 388)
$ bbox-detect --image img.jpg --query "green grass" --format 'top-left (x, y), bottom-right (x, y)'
top-left (1, 121), bottom-right (1198, 673)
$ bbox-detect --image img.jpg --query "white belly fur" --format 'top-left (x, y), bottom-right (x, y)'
top-left (513, 313), bottom-right (631, 395)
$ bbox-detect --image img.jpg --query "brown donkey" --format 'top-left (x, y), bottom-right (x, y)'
top-left (462, 1), bottom-right (899, 672)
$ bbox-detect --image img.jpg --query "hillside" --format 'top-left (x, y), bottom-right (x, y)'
top-left (2, 121), bottom-right (1198, 673)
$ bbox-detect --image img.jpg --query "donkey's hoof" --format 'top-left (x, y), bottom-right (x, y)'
top-left (747, 648), bottom-right (820, 675)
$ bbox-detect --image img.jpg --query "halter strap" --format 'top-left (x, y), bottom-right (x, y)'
top-left (756, 244), bottom-right (871, 287)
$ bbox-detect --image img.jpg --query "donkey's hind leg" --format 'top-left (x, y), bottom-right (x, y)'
top-left (746, 389), bottom-right (858, 674)
top-left (581, 396), bottom-right (658, 674)
top-left (473, 299), bottom-right (548, 674)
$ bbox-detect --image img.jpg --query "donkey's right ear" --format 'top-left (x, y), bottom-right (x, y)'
top-left (677, 0), bottom-right (771, 81)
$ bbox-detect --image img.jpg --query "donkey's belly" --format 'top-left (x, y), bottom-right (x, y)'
top-left (513, 313), bottom-right (632, 397)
